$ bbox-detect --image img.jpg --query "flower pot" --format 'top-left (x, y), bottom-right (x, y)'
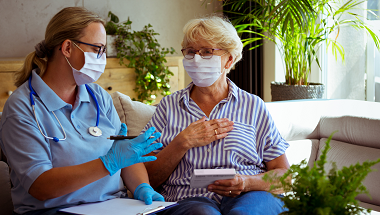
top-left (106, 35), bottom-right (117, 58)
top-left (270, 82), bottom-right (325, 101)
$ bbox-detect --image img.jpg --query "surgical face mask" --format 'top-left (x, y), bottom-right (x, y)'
top-left (65, 45), bottom-right (107, 85)
top-left (183, 54), bottom-right (222, 87)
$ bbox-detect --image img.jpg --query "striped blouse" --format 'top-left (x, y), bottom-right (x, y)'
top-left (142, 78), bottom-right (289, 203)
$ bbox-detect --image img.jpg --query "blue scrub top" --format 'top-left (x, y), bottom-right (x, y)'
top-left (0, 70), bottom-right (123, 214)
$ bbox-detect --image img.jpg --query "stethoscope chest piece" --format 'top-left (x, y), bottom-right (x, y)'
top-left (89, 126), bottom-right (102, 137)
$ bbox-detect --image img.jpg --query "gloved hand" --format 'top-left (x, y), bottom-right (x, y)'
top-left (118, 123), bottom-right (128, 136)
top-left (134, 183), bottom-right (165, 205)
top-left (100, 127), bottom-right (162, 176)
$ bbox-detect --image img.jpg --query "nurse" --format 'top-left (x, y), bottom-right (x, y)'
top-left (0, 7), bottom-right (163, 215)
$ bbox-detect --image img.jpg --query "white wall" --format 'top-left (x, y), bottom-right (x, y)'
top-left (0, 0), bottom-right (222, 85)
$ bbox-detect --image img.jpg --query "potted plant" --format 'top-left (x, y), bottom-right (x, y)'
top-left (210, 0), bottom-right (380, 101)
top-left (263, 132), bottom-right (380, 214)
top-left (106, 12), bottom-right (176, 104)
top-left (105, 11), bottom-right (119, 57)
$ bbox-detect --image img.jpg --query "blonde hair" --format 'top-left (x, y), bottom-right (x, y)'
top-left (181, 15), bottom-right (243, 72)
top-left (14, 7), bottom-right (105, 87)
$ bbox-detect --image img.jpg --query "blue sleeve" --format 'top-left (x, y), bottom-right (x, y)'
top-left (141, 96), bottom-right (168, 153)
top-left (0, 101), bottom-right (53, 192)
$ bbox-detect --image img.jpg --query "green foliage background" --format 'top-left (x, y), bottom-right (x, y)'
top-left (211, 0), bottom-right (380, 85)
top-left (106, 12), bottom-right (175, 105)
top-left (264, 132), bottom-right (380, 214)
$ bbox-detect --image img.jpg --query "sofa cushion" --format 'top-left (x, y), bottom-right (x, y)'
top-left (285, 139), bottom-right (319, 168)
top-left (358, 201), bottom-right (380, 213)
top-left (319, 115), bottom-right (380, 150)
top-left (0, 161), bottom-right (13, 215)
top-left (111, 92), bottom-right (156, 136)
top-left (317, 100), bottom-right (380, 149)
top-left (317, 138), bottom-right (380, 208)
top-left (265, 100), bottom-right (323, 141)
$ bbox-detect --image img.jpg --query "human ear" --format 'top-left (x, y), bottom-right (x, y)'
top-left (224, 55), bottom-right (234, 69)
top-left (60, 39), bottom-right (73, 58)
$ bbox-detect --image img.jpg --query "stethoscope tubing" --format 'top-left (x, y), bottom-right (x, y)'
top-left (28, 75), bottom-right (100, 142)
top-left (85, 84), bottom-right (100, 127)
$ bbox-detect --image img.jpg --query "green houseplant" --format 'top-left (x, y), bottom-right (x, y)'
top-left (105, 12), bottom-right (175, 104)
top-left (208, 0), bottom-right (380, 100)
top-left (105, 11), bottom-right (120, 57)
top-left (263, 132), bottom-right (380, 214)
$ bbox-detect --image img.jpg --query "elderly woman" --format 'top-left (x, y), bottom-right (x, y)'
top-left (143, 16), bottom-right (289, 215)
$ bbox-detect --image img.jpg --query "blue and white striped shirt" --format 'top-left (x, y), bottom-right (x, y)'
top-left (142, 78), bottom-right (289, 203)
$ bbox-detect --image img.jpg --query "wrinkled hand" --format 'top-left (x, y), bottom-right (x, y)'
top-left (174, 116), bottom-right (234, 149)
top-left (134, 183), bottom-right (165, 205)
top-left (100, 127), bottom-right (162, 176)
top-left (207, 174), bottom-right (246, 197)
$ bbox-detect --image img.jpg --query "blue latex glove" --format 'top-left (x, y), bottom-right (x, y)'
top-left (134, 183), bottom-right (165, 205)
top-left (100, 127), bottom-right (162, 176)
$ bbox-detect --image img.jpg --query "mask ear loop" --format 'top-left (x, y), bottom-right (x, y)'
top-left (65, 42), bottom-right (85, 70)
top-left (73, 42), bottom-right (85, 53)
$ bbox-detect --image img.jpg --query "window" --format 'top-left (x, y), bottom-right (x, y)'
top-left (366, 0), bottom-right (380, 102)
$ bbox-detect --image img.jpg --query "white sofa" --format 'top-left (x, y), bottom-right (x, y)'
top-left (1, 92), bottom-right (380, 214)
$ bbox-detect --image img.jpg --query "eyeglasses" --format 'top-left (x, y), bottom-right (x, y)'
top-left (74, 40), bottom-right (106, 59)
top-left (181, 48), bottom-right (225, 60)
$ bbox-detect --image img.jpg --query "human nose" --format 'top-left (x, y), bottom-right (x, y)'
top-left (193, 53), bottom-right (202, 62)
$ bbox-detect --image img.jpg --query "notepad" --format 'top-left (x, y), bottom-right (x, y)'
top-left (59, 198), bottom-right (177, 215)
top-left (190, 169), bottom-right (236, 188)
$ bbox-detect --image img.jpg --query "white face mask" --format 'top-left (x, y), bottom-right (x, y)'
top-left (183, 54), bottom-right (222, 87)
top-left (65, 47), bottom-right (106, 86)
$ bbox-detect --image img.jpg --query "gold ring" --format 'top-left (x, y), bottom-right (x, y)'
top-left (214, 129), bottom-right (218, 135)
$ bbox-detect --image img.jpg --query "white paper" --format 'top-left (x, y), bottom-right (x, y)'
top-left (59, 198), bottom-right (177, 215)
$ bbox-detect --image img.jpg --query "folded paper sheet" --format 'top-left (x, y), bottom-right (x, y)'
top-left (59, 198), bottom-right (177, 215)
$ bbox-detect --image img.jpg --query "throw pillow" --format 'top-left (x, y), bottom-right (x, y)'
top-left (111, 92), bottom-right (156, 136)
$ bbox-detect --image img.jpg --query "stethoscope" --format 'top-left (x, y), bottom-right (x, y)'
top-left (28, 75), bottom-right (102, 142)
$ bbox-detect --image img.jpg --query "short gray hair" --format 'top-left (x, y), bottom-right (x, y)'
top-left (181, 15), bottom-right (243, 71)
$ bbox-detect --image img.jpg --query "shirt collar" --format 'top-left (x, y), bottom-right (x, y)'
top-left (31, 69), bottom-right (90, 112)
top-left (226, 78), bottom-right (239, 102)
top-left (179, 77), bottom-right (239, 104)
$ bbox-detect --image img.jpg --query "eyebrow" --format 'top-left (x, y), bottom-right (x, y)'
top-left (94, 43), bottom-right (105, 46)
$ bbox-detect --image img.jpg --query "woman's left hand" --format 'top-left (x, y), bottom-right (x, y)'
top-left (207, 174), bottom-right (246, 198)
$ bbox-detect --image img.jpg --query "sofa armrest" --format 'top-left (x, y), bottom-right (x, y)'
top-left (0, 161), bottom-right (13, 215)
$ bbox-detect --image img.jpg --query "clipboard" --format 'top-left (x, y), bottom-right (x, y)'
top-left (59, 198), bottom-right (178, 215)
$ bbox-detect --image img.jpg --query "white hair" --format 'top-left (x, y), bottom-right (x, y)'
top-left (181, 15), bottom-right (243, 71)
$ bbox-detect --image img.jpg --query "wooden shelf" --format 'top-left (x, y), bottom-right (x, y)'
top-left (0, 56), bottom-right (185, 112)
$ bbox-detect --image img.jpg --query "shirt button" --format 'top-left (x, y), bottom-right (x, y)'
top-left (72, 115), bottom-right (74, 118)
top-left (77, 125), bottom-right (80, 129)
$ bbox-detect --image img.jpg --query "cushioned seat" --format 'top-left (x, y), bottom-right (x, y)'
top-left (0, 160), bottom-right (13, 215)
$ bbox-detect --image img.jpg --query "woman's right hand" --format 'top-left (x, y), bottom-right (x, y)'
top-left (100, 127), bottom-right (162, 176)
top-left (175, 116), bottom-right (234, 149)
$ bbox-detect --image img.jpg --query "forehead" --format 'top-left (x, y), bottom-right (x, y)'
top-left (186, 39), bottom-right (216, 49)
top-left (79, 22), bottom-right (106, 45)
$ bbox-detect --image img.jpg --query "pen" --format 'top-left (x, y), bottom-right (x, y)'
top-left (107, 135), bottom-right (138, 140)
